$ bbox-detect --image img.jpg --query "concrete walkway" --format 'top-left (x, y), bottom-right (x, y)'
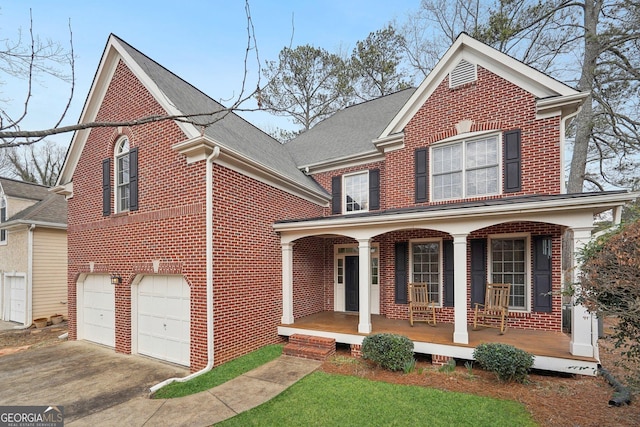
top-left (68, 355), bottom-right (322, 427)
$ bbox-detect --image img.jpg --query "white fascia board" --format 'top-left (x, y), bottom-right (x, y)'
top-left (56, 35), bottom-right (199, 187)
top-left (298, 150), bottom-right (384, 175)
top-left (50, 183), bottom-right (73, 199)
top-left (380, 34), bottom-right (580, 138)
top-left (536, 92), bottom-right (589, 119)
top-left (0, 220), bottom-right (67, 231)
top-left (173, 135), bottom-right (330, 206)
top-left (273, 192), bottom-right (637, 233)
top-left (372, 132), bottom-right (404, 153)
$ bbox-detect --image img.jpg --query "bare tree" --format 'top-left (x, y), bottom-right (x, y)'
top-left (1, 140), bottom-right (65, 185)
top-left (0, 1), bottom-right (264, 147)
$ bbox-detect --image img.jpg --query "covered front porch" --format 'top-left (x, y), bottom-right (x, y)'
top-left (278, 311), bottom-right (598, 375)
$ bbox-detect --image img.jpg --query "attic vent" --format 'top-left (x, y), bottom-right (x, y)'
top-left (449, 59), bottom-right (477, 88)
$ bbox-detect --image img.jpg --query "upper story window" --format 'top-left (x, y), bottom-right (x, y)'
top-left (0, 195), bottom-right (6, 243)
top-left (115, 137), bottom-right (130, 212)
top-left (331, 169), bottom-right (379, 215)
top-left (344, 171), bottom-right (369, 212)
top-left (432, 134), bottom-right (500, 201)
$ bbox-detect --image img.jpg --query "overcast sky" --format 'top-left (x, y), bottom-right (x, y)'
top-left (1, 0), bottom-right (420, 147)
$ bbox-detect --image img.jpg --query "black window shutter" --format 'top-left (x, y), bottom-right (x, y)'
top-left (443, 240), bottom-right (455, 307)
top-left (102, 158), bottom-right (111, 217)
top-left (415, 148), bottom-right (428, 202)
top-left (504, 129), bottom-right (521, 192)
top-left (533, 236), bottom-right (553, 312)
top-left (129, 147), bottom-right (139, 211)
top-left (331, 176), bottom-right (341, 214)
top-left (369, 169), bottom-right (380, 210)
top-left (470, 239), bottom-right (487, 305)
top-left (395, 242), bottom-right (408, 304)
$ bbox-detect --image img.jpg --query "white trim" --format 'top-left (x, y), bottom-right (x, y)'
top-left (409, 238), bottom-right (444, 307)
top-left (488, 233), bottom-right (531, 313)
top-left (333, 243), bottom-right (380, 314)
top-left (114, 136), bottom-right (130, 213)
top-left (297, 150), bottom-right (384, 175)
top-left (342, 170), bottom-right (370, 214)
top-left (430, 132), bottom-right (502, 202)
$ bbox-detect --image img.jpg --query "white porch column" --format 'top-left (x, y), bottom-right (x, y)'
top-left (281, 242), bottom-right (294, 324)
top-left (358, 238), bottom-right (372, 334)
top-left (570, 227), bottom-right (595, 357)
top-left (452, 233), bottom-right (469, 344)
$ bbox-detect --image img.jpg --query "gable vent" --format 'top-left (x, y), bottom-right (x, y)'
top-left (449, 59), bottom-right (477, 88)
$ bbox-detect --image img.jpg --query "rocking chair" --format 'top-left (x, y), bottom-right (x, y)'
top-left (408, 282), bottom-right (436, 326)
top-left (473, 283), bottom-right (510, 334)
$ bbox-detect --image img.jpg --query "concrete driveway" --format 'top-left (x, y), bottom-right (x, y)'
top-left (0, 341), bottom-right (188, 424)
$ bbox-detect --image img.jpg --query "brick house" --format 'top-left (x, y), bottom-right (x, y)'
top-left (54, 33), bottom-right (634, 374)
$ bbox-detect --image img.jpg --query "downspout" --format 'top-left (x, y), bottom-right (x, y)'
top-left (150, 145), bottom-right (220, 394)
top-left (14, 224), bottom-right (35, 329)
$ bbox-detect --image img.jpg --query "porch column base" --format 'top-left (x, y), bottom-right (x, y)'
top-left (570, 342), bottom-right (594, 358)
top-left (453, 331), bottom-right (469, 345)
top-left (358, 323), bottom-right (372, 334)
top-left (432, 354), bottom-right (453, 367)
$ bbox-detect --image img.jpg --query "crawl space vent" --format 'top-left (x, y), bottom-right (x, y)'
top-left (449, 59), bottom-right (477, 88)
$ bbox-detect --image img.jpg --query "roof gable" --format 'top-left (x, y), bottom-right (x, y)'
top-left (56, 35), bottom-right (328, 205)
top-left (381, 33), bottom-right (586, 137)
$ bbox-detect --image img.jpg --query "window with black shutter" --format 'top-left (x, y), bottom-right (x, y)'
top-left (102, 158), bottom-right (111, 216)
top-left (533, 236), bottom-right (553, 312)
top-left (504, 129), bottom-right (522, 192)
top-left (415, 148), bottom-right (428, 202)
top-left (395, 242), bottom-right (408, 304)
top-left (369, 169), bottom-right (380, 210)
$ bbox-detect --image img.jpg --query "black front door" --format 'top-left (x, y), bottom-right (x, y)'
top-left (345, 255), bottom-right (359, 311)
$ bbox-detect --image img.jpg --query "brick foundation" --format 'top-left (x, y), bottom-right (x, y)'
top-left (350, 344), bottom-right (362, 358)
top-left (432, 354), bottom-right (453, 367)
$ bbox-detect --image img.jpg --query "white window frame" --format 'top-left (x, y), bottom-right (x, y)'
top-left (343, 170), bottom-right (369, 214)
top-left (430, 131), bottom-right (502, 201)
top-left (114, 137), bottom-right (130, 213)
top-left (334, 243), bottom-right (380, 313)
top-left (488, 233), bottom-right (531, 312)
top-left (0, 195), bottom-right (7, 245)
top-left (409, 238), bottom-right (443, 307)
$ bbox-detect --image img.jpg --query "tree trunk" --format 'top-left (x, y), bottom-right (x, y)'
top-left (567, 0), bottom-right (601, 193)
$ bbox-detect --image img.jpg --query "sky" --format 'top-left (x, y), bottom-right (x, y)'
top-left (1, 0), bottom-right (421, 148)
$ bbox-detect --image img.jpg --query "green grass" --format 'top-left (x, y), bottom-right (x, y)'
top-left (217, 371), bottom-right (537, 427)
top-left (152, 344), bottom-right (283, 399)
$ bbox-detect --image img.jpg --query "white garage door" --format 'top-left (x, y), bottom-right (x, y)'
top-left (81, 275), bottom-right (115, 347)
top-left (137, 276), bottom-right (190, 366)
top-left (8, 275), bottom-right (26, 323)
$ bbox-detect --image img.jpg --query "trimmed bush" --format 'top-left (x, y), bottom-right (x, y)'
top-left (473, 343), bottom-right (534, 383)
top-left (361, 333), bottom-right (414, 372)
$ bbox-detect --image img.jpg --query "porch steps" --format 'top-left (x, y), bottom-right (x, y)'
top-left (284, 334), bottom-right (336, 361)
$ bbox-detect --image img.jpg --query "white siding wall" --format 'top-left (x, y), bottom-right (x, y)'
top-left (32, 228), bottom-right (68, 319)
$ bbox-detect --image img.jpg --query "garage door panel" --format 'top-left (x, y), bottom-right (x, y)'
top-left (137, 276), bottom-right (190, 366)
top-left (9, 276), bottom-right (26, 323)
top-left (81, 275), bottom-right (115, 347)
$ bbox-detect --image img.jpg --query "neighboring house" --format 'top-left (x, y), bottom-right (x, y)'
top-left (54, 33), bottom-right (635, 375)
top-left (0, 177), bottom-right (68, 327)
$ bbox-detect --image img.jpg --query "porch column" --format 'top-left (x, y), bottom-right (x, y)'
top-left (358, 238), bottom-right (372, 334)
top-left (570, 227), bottom-right (595, 357)
top-left (452, 233), bottom-right (469, 344)
top-left (281, 242), bottom-right (294, 324)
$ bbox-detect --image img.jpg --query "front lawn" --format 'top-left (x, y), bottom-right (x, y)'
top-left (217, 371), bottom-right (536, 426)
top-left (152, 344), bottom-right (283, 399)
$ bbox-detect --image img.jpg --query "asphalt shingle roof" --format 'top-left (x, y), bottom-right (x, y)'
top-left (285, 88), bottom-right (416, 167)
top-left (0, 177), bottom-right (67, 225)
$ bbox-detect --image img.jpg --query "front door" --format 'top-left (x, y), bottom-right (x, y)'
top-left (345, 256), bottom-right (359, 311)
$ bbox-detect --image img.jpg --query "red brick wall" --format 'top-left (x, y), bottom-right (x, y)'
top-left (311, 67), bottom-right (562, 213)
top-left (68, 59), bottom-right (324, 371)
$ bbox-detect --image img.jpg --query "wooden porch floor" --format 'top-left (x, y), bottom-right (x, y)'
top-left (279, 311), bottom-right (596, 364)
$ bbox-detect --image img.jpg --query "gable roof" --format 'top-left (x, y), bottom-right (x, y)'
top-left (285, 88), bottom-right (415, 170)
top-left (381, 33), bottom-right (588, 137)
top-left (0, 177), bottom-right (67, 228)
top-left (56, 34), bottom-right (328, 204)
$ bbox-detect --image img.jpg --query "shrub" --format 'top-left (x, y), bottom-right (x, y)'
top-left (473, 343), bottom-right (534, 383)
top-left (361, 333), bottom-right (415, 372)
